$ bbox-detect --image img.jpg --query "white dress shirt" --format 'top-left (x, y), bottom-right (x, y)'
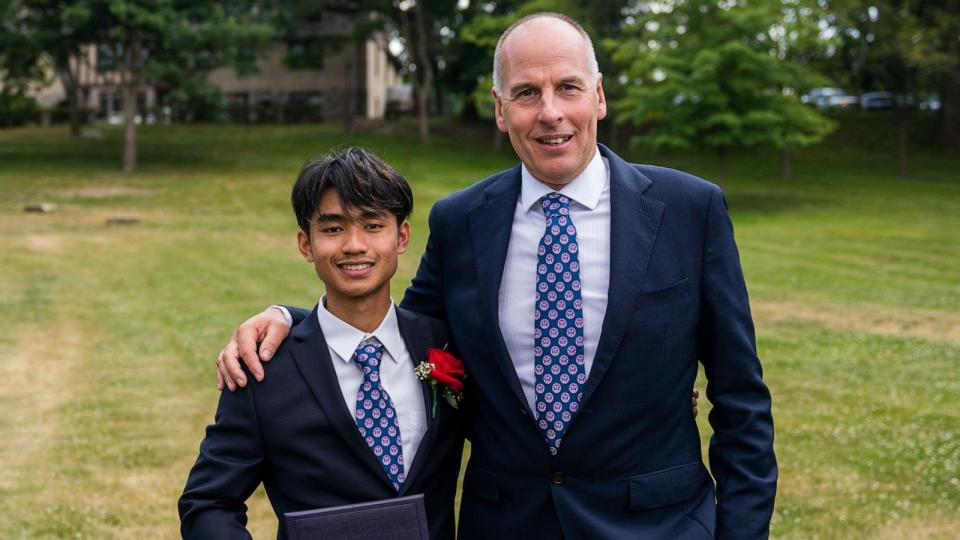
top-left (498, 148), bottom-right (611, 411)
top-left (315, 298), bottom-right (427, 467)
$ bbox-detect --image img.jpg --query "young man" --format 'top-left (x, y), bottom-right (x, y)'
top-left (179, 148), bottom-right (464, 539)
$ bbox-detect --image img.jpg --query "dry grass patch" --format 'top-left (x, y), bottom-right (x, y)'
top-left (753, 300), bottom-right (960, 345)
top-left (0, 321), bottom-right (85, 510)
top-left (23, 233), bottom-right (63, 254)
top-left (875, 515), bottom-right (960, 540)
top-left (59, 186), bottom-right (153, 199)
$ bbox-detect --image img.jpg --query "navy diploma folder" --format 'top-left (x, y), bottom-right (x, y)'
top-left (284, 494), bottom-right (429, 540)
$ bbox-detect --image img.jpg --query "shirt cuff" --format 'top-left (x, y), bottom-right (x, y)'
top-left (268, 305), bottom-right (293, 326)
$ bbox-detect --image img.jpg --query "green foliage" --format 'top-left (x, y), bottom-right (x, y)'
top-left (0, 89), bottom-right (39, 126)
top-left (611, 0), bottom-right (835, 156)
top-left (0, 0), bottom-right (42, 87)
top-left (822, 0), bottom-right (959, 92)
top-left (470, 73), bottom-right (496, 120)
top-left (163, 79), bottom-right (226, 123)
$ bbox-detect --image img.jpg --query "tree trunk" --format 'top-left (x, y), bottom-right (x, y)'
top-left (56, 59), bottom-right (83, 137)
top-left (779, 146), bottom-right (791, 181)
top-left (122, 83), bottom-right (137, 173)
top-left (343, 40), bottom-right (363, 134)
top-left (411, 3), bottom-right (433, 144)
top-left (939, 71), bottom-right (960, 149)
top-left (122, 37), bottom-right (142, 174)
top-left (68, 85), bottom-right (82, 136)
top-left (895, 105), bottom-right (909, 178)
top-left (434, 85), bottom-right (445, 117)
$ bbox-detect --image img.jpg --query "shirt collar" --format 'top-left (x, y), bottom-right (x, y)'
top-left (315, 296), bottom-right (404, 365)
top-left (520, 147), bottom-right (606, 212)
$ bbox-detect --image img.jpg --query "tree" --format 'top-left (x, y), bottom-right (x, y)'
top-left (396, 0), bottom-right (436, 143)
top-left (270, 0), bottom-right (470, 144)
top-left (611, 0), bottom-right (834, 181)
top-left (391, 0), bottom-right (466, 144)
top-left (5, 0), bottom-right (272, 171)
top-left (95, 0), bottom-right (272, 172)
top-left (822, 0), bottom-right (960, 169)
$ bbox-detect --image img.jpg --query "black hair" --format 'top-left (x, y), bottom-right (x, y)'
top-left (291, 147), bottom-right (413, 234)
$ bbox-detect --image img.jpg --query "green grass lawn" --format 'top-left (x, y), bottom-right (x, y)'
top-left (0, 121), bottom-right (957, 539)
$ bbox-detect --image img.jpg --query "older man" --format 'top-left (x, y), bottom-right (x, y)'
top-left (218, 12), bottom-right (776, 539)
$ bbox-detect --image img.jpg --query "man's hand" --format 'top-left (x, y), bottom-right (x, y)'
top-left (216, 308), bottom-right (291, 391)
top-left (692, 388), bottom-right (701, 418)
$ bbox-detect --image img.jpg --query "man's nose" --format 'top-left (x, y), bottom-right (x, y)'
top-left (538, 92), bottom-right (563, 125)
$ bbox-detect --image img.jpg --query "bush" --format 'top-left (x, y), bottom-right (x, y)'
top-left (0, 91), bottom-right (39, 127)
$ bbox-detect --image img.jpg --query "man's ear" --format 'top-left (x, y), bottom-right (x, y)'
top-left (493, 87), bottom-right (508, 133)
top-left (595, 73), bottom-right (607, 121)
top-left (397, 221), bottom-right (411, 254)
top-left (297, 229), bottom-right (314, 262)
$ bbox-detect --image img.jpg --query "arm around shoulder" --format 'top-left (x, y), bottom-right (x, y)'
top-left (697, 187), bottom-right (777, 539)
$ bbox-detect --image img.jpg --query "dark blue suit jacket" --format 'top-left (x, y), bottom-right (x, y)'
top-left (398, 145), bottom-right (777, 539)
top-left (179, 306), bottom-right (464, 540)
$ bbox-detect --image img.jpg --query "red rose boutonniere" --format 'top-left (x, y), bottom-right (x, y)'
top-left (415, 347), bottom-right (465, 417)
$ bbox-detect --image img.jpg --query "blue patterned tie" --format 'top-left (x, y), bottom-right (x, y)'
top-left (534, 193), bottom-right (587, 455)
top-left (353, 341), bottom-right (405, 491)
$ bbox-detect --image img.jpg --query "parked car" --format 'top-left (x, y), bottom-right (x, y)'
top-left (861, 91), bottom-right (894, 110)
top-left (917, 95), bottom-right (941, 111)
top-left (804, 87), bottom-right (859, 110)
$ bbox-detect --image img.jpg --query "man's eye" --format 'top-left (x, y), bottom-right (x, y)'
top-left (320, 226), bottom-right (343, 234)
top-left (560, 83), bottom-right (580, 92)
top-left (365, 223), bottom-right (385, 231)
top-left (516, 88), bottom-right (536, 98)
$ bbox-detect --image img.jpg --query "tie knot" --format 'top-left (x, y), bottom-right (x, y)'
top-left (540, 192), bottom-right (571, 219)
top-left (353, 341), bottom-right (384, 373)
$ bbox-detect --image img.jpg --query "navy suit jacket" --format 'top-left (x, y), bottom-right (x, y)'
top-left (179, 306), bottom-right (464, 540)
top-left (398, 145), bottom-right (777, 539)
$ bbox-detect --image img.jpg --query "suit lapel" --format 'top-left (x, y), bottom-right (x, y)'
top-left (580, 146), bottom-right (665, 407)
top-left (289, 307), bottom-right (395, 491)
top-left (394, 308), bottom-right (439, 493)
top-left (466, 167), bottom-right (533, 415)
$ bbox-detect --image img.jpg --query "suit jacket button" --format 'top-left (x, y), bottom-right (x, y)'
top-left (551, 472), bottom-right (565, 485)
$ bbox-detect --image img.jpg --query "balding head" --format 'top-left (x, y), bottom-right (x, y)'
top-left (493, 13), bottom-right (599, 96)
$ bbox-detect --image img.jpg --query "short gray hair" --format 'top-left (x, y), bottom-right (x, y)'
top-left (492, 12), bottom-right (600, 95)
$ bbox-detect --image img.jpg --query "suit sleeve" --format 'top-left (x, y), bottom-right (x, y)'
top-left (179, 382), bottom-right (265, 539)
top-left (400, 203), bottom-right (448, 321)
top-left (697, 187), bottom-right (777, 539)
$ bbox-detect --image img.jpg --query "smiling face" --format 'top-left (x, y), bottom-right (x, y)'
top-left (298, 189), bottom-right (409, 313)
top-left (493, 17), bottom-right (606, 189)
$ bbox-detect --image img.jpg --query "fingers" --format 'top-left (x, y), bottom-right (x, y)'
top-left (258, 319), bottom-right (290, 364)
top-left (217, 309), bottom-right (291, 391)
top-left (224, 331), bottom-right (251, 388)
top-left (234, 322), bottom-right (264, 384)
top-left (217, 349), bottom-right (236, 392)
top-left (692, 388), bottom-right (700, 418)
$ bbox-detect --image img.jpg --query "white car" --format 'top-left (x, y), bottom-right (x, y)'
top-left (805, 87), bottom-right (859, 110)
